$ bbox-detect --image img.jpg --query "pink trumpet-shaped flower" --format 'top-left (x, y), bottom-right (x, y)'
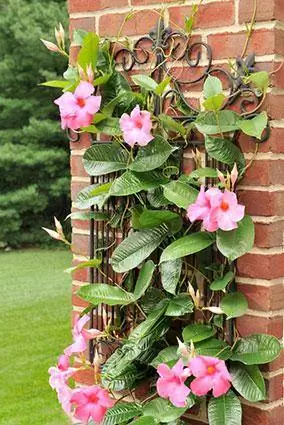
top-left (187, 186), bottom-right (245, 232)
top-left (48, 355), bottom-right (75, 391)
top-left (57, 383), bottom-right (73, 415)
top-left (54, 81), bottom-right (101, 130)
top-left (189, 356), bottom-right (232, 398)
top-left (156, 359), bottom-right (191, 407)
top-left (64, 313), bottom-right (101, 356)
top-left (119, 105), bottom-right (154, 147)
top-left (71, 385), bottom-right (115, 424)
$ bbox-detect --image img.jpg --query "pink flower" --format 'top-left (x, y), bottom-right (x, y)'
top-left (48, 356), bottom-right (75, 390)
top-left (57, 383), bottom-right (73, 415)
top-left (189, 356), bottom-right (232, 398)
top-left (64, 313), bottom-right (101, 357)
top-left (156, 359), bottom-right (191, 407)
top-left (119, 105), bottom-right (154, 147)
top-left (187, 186), bottom-right (245, 232)
top-left (54, 81), bottom-right (101, 130)
top-left (70, 385), bottom-right (115, 424)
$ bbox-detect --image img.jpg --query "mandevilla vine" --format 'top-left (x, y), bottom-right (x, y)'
top-left (42, 23), bottom-right (281, 425)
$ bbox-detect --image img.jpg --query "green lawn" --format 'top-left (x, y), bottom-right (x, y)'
top-left (0, 249), bottom-right (72, 425)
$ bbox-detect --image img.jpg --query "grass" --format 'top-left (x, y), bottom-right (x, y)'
top-left (0, 249), bottom-right (72, 425)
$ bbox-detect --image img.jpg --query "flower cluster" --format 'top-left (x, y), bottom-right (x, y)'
top-left (48, 313), bottom-right (114, 424)
top-left (157, 356), bottom-right (232, 407)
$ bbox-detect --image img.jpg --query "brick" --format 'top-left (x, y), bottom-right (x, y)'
top-left (71, 181), bottom-right (88, 201)
top-left (265, 92), bottom-right (284, 120)
top-left (72, 284), bottom-right (89, 308)
top-left (69, 17), bottom-right (96, 38)
top-left (262, 350), bottom-right (284, 372)
top-left (237, 190), bottom-right (284, 216)
top-left (237, 282), bottom-right (284, 311)
top-left (239, 0), bottom-right (284, 23)
top-left (238, 128), bottom-right (284, 154)
top-left (72, 233), bottom-right (89, 256)
top-left (132, 0), bottom-right (176, 4)
top-left (98, 10), bottom-right (159, 37)
top-left (237, 253), bottom-right (284, 279)
top-left (265, 373), bottom-right (284, 402)
top-left (68, 0), bottom-right (128, 13)
top-left (242, 403), bottom-right (284, 425)
top-left (69, 45), bottom-right (80, 65)
top-left (71, 155), bottom-right (88, 178)
top-left (70, 132), bottom-right (91, 150)
top-left (254, 221), bottom-right (284, 249)
top-left (237, 314), bottom-right (283, 338)
top-left (73, 367), bottom-right (94, 385)
top-left (208, 29), bottom-right (281, 59)
top-left (169, 1), bottom-right (234, 30)
top-left (242, 161), bottom-right (284, 186)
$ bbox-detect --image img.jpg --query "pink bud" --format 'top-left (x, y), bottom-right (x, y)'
top-left (55, 23), bottom-right (65, 48)
top-left (58, 355), bottom-right (70, 371)
top-left (217, 169), bottom-right (226, 186)
top-left (42, 227), bottom-right (61, 240)
top-left (86, 64), bottom-right (94, 83)
top-left (54, 216), bottom-right (63, 235)
top-left (40, 39), bottom-right (60, 53)
top-left (230, 163), bottom-right (238, 190)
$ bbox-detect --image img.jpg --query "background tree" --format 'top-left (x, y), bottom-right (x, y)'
top-left (0, 0), bottom-right (70, 246)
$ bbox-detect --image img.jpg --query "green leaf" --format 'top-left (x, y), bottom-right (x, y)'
top-left (83, 143), bottom-right (128, 176)
top-left (160, 259), bottom-right (182, 295)
top-left (147, 187), bottom-right (172, 208)
top-left (132, 74), bottom-right (158, 91)
top-left (63, 65), bottom-right (78, 81)
top-left (231, 334), bottom-right (281, 365)
top-left (73, 29), bottom-right (88, 45)
top-left (77, 32), bottom-right (99, 71)
top-left (220, 292), bottom-right (248, 319)
top-left (141, 288), bottom-right (165, 314)
top-left (151, 346), bottom-right (179, 368)
top-left (110, 171), bottom-right (168, 197)
top-left (155, 76), bottom-right (171, 96)
top-left (203, 94), bottom-right (225, 112)
top-left (65, 258), bottom-right (102, 274)
top-left (103, 403), bottom-right (142, 425)
top-left (208, 392), bottom-right (242, 425)
top-left (195, 338), bottom-right (231, 360)
top-left (210, 271), bottom-right (235, 291)
top-left (165, 293), bottom-right (194, 317)
top-left (134, 260), bottom-right (156, 299)
top-left (89, 117), bottom-right (122, 136)
top-left (40, 80), bottom-right (71, 89)
top-left (137, 209), bottom-right (182, 233)
top-left (129, 416), bottom-right (157, 425)
top-left (102, 363), bottom-right (145, 391)
top-left (66, 211), bottom-right (109, 221)
top-left (93, 73), bottom-right (111, 86)
top-left (204, 75), bottom-right (223, 98)
top-left (129, 136), bottom-right (177, 173)
top-left (163, 181), bottom-right (198, 209)
top-left (111, 225), bottom-right (169, 273)
top-left (231, 363), bottom-right (266, 402)
top-left (205, 135), bottom-right (245, 170)
top-left (78, 283), bottom-right (135, 306)
top-left (188, 167), bottom-right (218, 180)
top-left (158, 114), bottom-right (186, 136)
top-left (74, 183), bottom-right (111, 209)
top-left (182, 323), bottom-right (216, 343)
top-left (160, 232), bottom-right (215, 263)
top-left (143, 398), bottom-right (188, 423)
top-left (238, 112), bottom-right (268, 140)
top-left (195, 111), bottom-right (240, 135)
top-left (245, 71), bottom-right (269, 93)
top-left (216, 216), bottom-right (254, 262)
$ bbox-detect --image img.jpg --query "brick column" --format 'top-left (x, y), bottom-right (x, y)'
top-left (68, 1), bottom-right (284, 423)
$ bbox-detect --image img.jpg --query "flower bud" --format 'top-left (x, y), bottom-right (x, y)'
top-left (86, 64), bottom-right (94, 84)
top-left (40, 39), bottom-right (60, 53)
top-left (230, 163), bottom-right (238, 190)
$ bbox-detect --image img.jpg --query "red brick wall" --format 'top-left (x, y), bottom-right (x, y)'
top-left (67, 1), bottom-right (284, 423)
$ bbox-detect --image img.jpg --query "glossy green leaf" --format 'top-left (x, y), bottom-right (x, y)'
top-left (83, 143), bottom-right (128, 176)
top-left (93, 73), bottom-right (111, 86)
top-left (195, 111), bottom-right (240, 135)
top-left (78, 283), bottom-right (135, 306)
top-left (155, 76), bottom-right (171, 96)
top-left (204, 75), bottom-right (223, 98)
top-left (188, 167), bottom-right (218, 180)
top-left (129, 416), bottom-right (157, 425)
top-left (147, 187), bottom-right (172, 208)
top-left (77, 32), bottom-right (99, 71)
top-left (158, 114), bottom-right (186, 136)
top-left (245, 71), bottom-right (269, 93)
top-left (205, 135), bottom-right (245, 170)
top-left (163, 181), bottom-right (198, 209)
top-left (216, 216), bottom-right (254, 262)
top-left (238, 112), bottom-right (268, 140)
top-left (195, 338), bottom-right (231, 360)
top-left (220, 292), bottom-right (248, 319)
top-left (208, 392), bottom-right (242, 425)
top-left (134, 260), bottom-right (156, 299)
top-left (101, 364), bottom-right (144, 391)
top-left (231, 363), bottom-right (266, 402)
top-left (66, 211), bottom-right (109, 221)
top-left (182, 323), bottom-right (216, 343)
top-left (94, 117), bottom-right (122, 136)
top-left (203, 94), bottom-right (225, 112)
top-left (210, 271), bottom-right (235, 291)
top-left (63, 65), bottom-right (79, 81)
top-left (140, 288), bottom-right (165, 314)
top-left (103, 403), bottom-right (142, 425)
top-left (129, 136), bottom-right (177, 173)
top-left (137, 209), bottom-right (182, 233)
top-left (74, 183), bottom-right (111, 209)
top-left (132, 74), bottom-right (158, 91)
top-left (160, 259), bottom-right (182, 295)
top-left (65, 258), bottom-right (102, 274)
top-left (40, 80), bottom-right (71, 89)
top-left (160, 232), bottom-right (215, 263)
top-left (143, 398), bottom-right (188, 423)
top-left (110, 171), bottom-right (168, 196)
top-left (111, 225), bottom-right (169, 273)
top-left (165, 293), bottom-right (194, 317)
top-left (151, 346), bottom-right (179, 368)
top-left (231, 334), bottom-right (281, 365)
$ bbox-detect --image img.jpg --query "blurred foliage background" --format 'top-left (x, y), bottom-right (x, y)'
top-left (0, 0), bottom-right (70, 247)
